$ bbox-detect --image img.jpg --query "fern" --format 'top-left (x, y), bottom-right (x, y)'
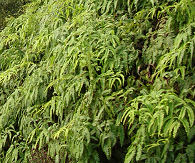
top-left (0, 0), bottom-right (194, 162)
top-left (122, 89), bottom-right (194, 162)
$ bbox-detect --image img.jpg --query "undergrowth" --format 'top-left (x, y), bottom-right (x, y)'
top-left (0, 0), bottom-right (194, 162)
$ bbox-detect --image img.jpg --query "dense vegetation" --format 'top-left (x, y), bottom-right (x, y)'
top-left (0, 0), bottom-right (194, 162)
top-left (0, 0), bottom-right (29, 30)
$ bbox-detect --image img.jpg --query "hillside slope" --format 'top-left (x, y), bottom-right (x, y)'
top-left (0, 0), bottom-right (194, 162)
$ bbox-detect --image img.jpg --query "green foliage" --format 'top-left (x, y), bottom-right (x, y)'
top-left (122, 89), bottom-right (194, 162)
top-left (0, 0), bottom-right (31, 31)
top-left (0, 0), bottom-right (194, 162)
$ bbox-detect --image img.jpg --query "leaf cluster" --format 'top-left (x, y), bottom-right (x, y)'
top-left (0, 0), bottom-right (194, 162)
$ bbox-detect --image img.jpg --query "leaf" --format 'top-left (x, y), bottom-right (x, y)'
top-left (178, 107), bottom-right (186, 120)
top-left (161, 140), bottom-right (169, 159)
top-left (12, 148), bottom-right (18, 162)
top-left (164, 119), bottom-right (174, 136)
top-left (173, 121), bottom-right (180, 138)
top-left (157, 110), bottom-right (164, 135)
top-left (136, 143), bottom-right (142, 161)
top-left (180, 118), bottom-right (190, 135)
top-left (124, 146), bottom-right (136, 163)
top-left (118, 125), bottom-right (125, 147)
top-left (186, 106), bottom-right (194, 127)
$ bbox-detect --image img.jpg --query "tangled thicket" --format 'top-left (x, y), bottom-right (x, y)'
top-left (0, 0), bottom-right (194, 162)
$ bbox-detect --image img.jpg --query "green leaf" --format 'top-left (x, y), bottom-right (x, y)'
top-left (186, 106), bottom-right (194, 127)
top-left (180, 118), bottom-right (190, 135)
top-left (124, 146), bottom-right (136, 163)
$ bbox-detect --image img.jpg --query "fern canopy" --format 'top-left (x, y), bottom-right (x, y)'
top-left (0, 0), bottom-right (194, 162)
